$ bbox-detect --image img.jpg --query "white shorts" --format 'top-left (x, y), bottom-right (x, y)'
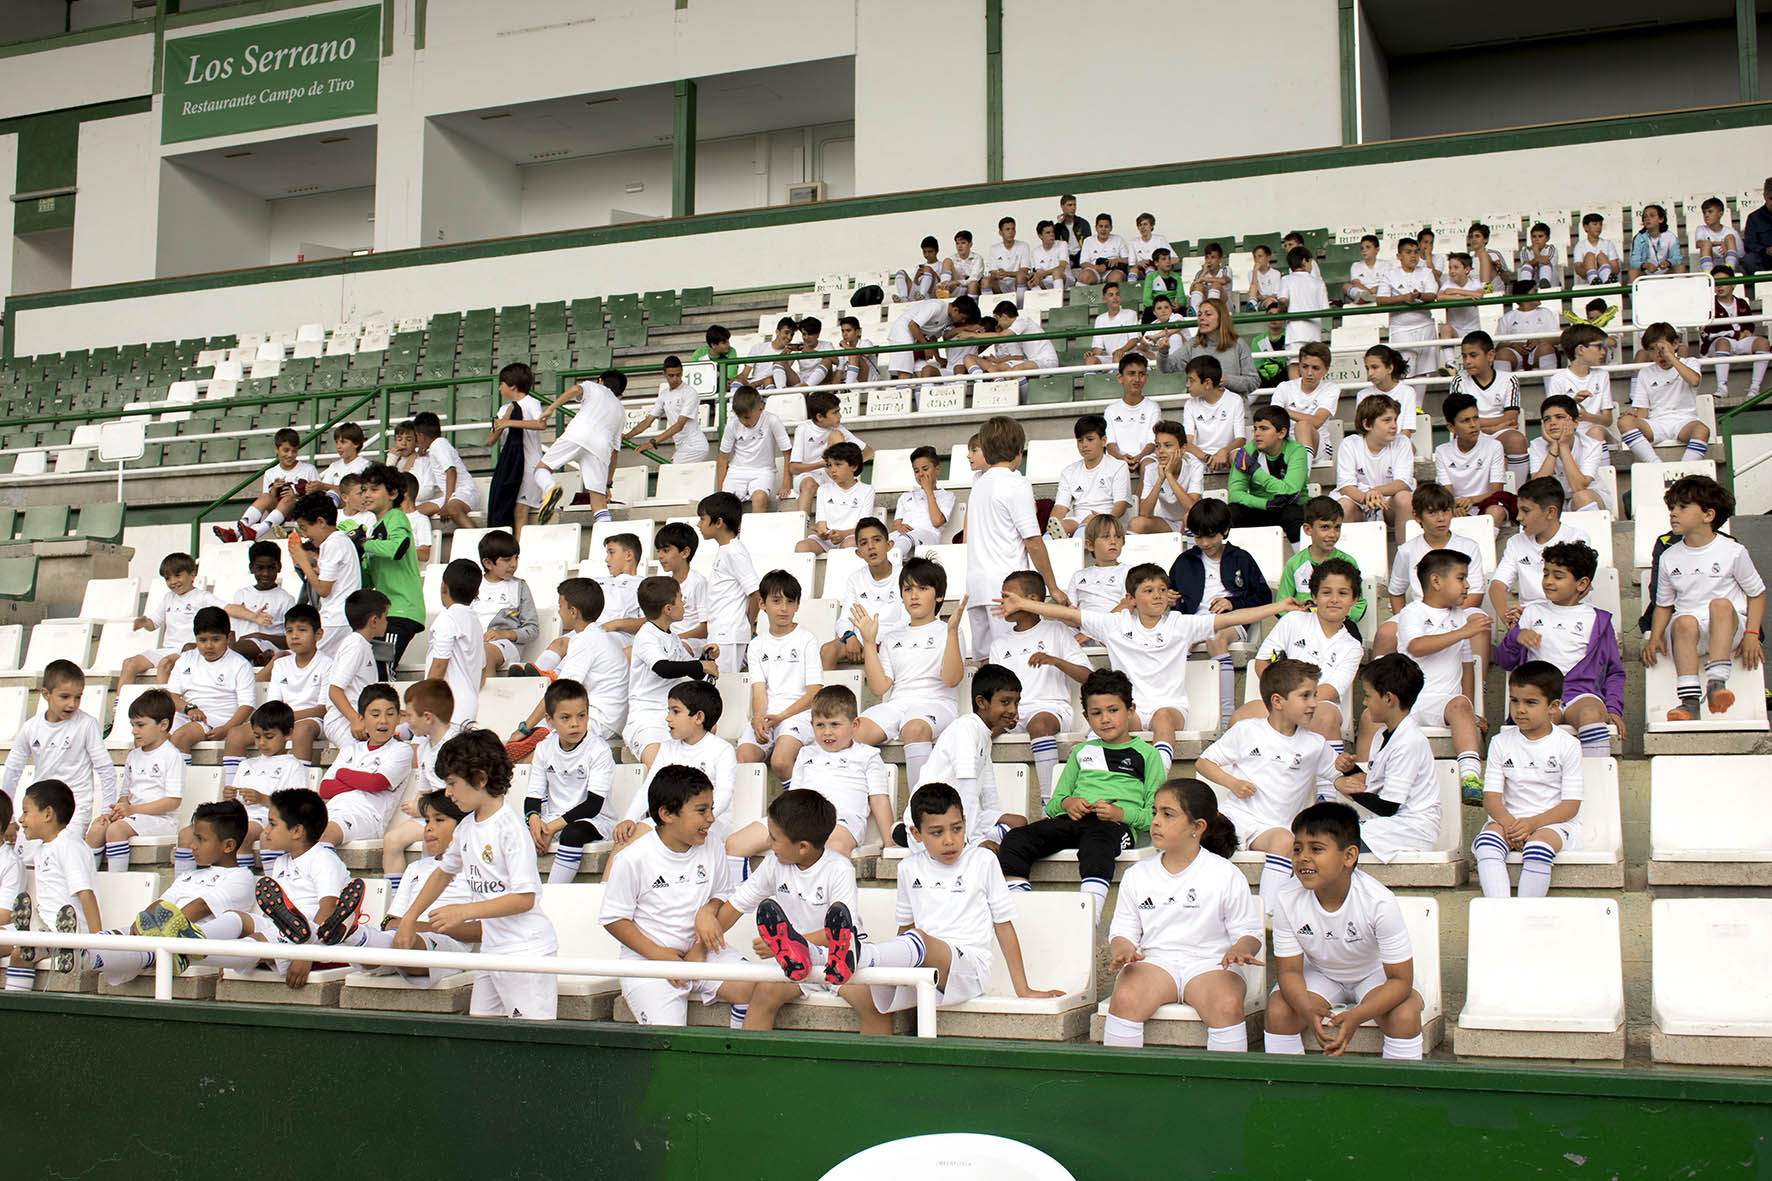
top-left (882, 328), bottom-right (918, 376)
top-left (1132, 698), bottom-right (1190, 729)
top-left (622, 715), bottom-right (671, 760)
top-left (738, 711), bottom-right (813, 753)
top-left (1645, 410), bottom-right (1698, 442)
top-left (140, 646), bottom-right (184, 667)
top-left (873, 939), bottom-right (991, 1013)
top-left (892, 524), bottom-right (941, 549)
top-left (713, 643), bottom-right (747, 675)
top-left (245, 802), bottom-right (270, 830)
top-left (1012, 701), bottom-right (1074, 734)
top-left (516, 466), bottom-right (545, 510)
top-left (805, 533), bottom-right (845, 553)
top-left (1272, 964), bottom-right (1391, 1008)
top-left (861, 696), bottom-right (959, 742)
top-left (1673, 606), bottom-right (1744, 654)
top-left (722, 466), bottom-right (777, 500)
top-left (472, 967), bottom-right (558, 1019)
top-left (327, 797), bottom-right (385, 845)
top-left (1410, 691), bottom-right (1469, 728)
top-left (797, 466), bottom-right (834, 491)
top-left (488, 637), bottom-right (520, 666)
top-left (1483, 818), bottom-right (1581, 852)
top-left (1708, 336), bottom-right (1764, 356)
top-left (322, 711), bottom-right (356, 750)
top-left (1216, 795), bottom-right (1290, 847)
top-left (440, 473), bottom-right (481, 511)
top-left (1143, 952), bottom-right (1246, 1001)
top-left (237, 637), bottom-right (280, 657)
top-left (620, 945), bottom-right (746, 1025)
top-left (543, 435), bottom-right (613, 494)
top-left (120, 810), bottom-right (178, 840)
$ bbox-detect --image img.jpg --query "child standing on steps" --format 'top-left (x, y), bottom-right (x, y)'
top-left (1472, 661), bottom-right (1585, 899)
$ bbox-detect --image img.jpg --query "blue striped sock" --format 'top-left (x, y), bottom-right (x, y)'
top-left (1330, 739), bottom-right (1345, 758)
top-left (1576, 723), bottom-right (1610, 756)
top-left (385, 872), bottom-right (403, 893)
top-left (1217, 655), bottom-right (1234, 728)
top-left (728, 1003), bottom-right (749, 1030)
top-left (223, 757), bottom-right (241, 786)
top-left (260, 850), bottom-right (284, 874)
top-left (1621, 428), bottom-right (1654, 462)
top-left (1258, 854), bottom-right (1293, 899)
top-left (1684, 438), bottom-right (1709, 461)
top-left (1472, 830), bottom-right (1511, 897)
top-left (104, 842), bottom-right (131, 873)
top-left (1154, 741), bottom-right (1174, 771)
top-left (1080, 877), bottom-right (1109, 919)
top-left (181, 753), bottom-right (193, 766)
top-left (5, 965), bottom-right (34, 991)
top-left (173, 847), bottom-right (196, 878)
top-left (1519, 840), bottom-right (1557, 898)
top-left (593, 509), bottom-right (612, 523)
top-left (236, 851), bottom-right (256, 869)
top-left (548, 845), bottom-right (583, 884)
top-left (1007, 879), bottom-right (1033, 892)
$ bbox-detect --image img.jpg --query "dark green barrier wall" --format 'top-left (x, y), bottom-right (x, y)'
top-left (6, 994), bottom-right (1769, 1179)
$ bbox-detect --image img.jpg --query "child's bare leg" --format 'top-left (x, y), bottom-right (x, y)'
top-left (1309, 699), bottom-right (1344, 744)
top-left (1376, 990), bottom-right (1426, 1040)
top-left (1385, 490), bottom-right (1413, 533)
top-left (444, 499), bottom-right (474, 529)
top-left (742, 979), bottom-right (795, 1030)
top-left (155, 652), bottom-right (180, 683)
top-left (840, 983), bottom-right (895, 1035)
top-left (320, 821), bottom-right (346, 847)
top-left (1180, 971), bottom-right (1251, 1043)
top-left (1671, 613), bottom-right (1702, 678)
top-left (483, 641), bottom-right (507, 676)
top-left (826, 824), bottom-right (859, 857)
top-left (1373, 618), bottom-right (1398, 657)
top-left (770, 737), bottom-right (802, 785)
top-left (1106, 961), bottom-right (1180, 1023)
top-left (725, 820), bottom-right (772, 859)
top-left (1228, 700), bottom-right (1266, 725)
top-left (291, 719), bottom-right (320, 763)
top-left (1339, 496), bottom-right (1362, 523)
top-left (737, 742), bottom-right (767, 765)
top-left (223, 725), bottom-right (254, 760)
top-left (85, 817), bottom-right (107, 850)
top-left (383, 818), bottom-right (422, 878)
top-left (1483, 502), bottom-right (1510, 532)
top-left (171, 722), bottom-right (207, 757)
top-left (118, 654), bottom-right (150, 687)
top-left (749, 489), bottom-right (769, 515)
top-left (1150, 707), bottom-right (1183, 764)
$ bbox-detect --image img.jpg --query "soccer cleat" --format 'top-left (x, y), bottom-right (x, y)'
top-left (1668, 697), bottom-right (1702, 722)
top-left (504, 726), bottom-right (550, 763)
top-left (12, 892), bottom-right (35, 964)
top-left (1046, 515), bottom-right (1067, 541)
top-left (506, 662), bottom-right (543, 678)
top-left (135, 901), bottom-right (202, 975)
top-left (53, 904), bottom-right (78, 974)
top-left (1459, 773), bottom-right (1484, 806)
top-left (823, 902), bottom-right (860, 986)
top-left (211, 525), bottom-right (239, 544)
top-left (254, 877), bottom-right (312, 945)
top-left (316, 878), bottom-right (365, 946)
top-left (236, 523), bottom-right (260, 542)
top-left (755, 899), bottom-right (812, 982)
top-left (537, 484), bottom-right (563, 525)
top-left (1708, 687), bottom-right (1736, 715)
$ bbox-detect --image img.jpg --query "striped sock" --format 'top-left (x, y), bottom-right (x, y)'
top-left (259, 850), bottom-right (285, 874)
top-left (92, 847), bottom-right (104, 870)
top-left (1154, 741), bottom-right (1174, 774)
top-left (1676, 674), bottom-right (1702, 713)
top-left (1031, 736), bottom-right (1060, 803)
top-left (236, 851), bottom-right (256, 869)
top-left (1258, 854), bottom-right (1293, 899)
top-left (988, 822), bottom-right (1010, 845)
top-left (1576, 723), bottom-right (1610, 756)
top-left (104, 842), bottom-right (131, 873)
top-left (181, 752), bottom-right (193, 766)
top-left (1683, 438), bottom-right (1710, 461)
top-left (1329, 739), bottom-right (1345, 759)
top-left (172, 847), bottom-right (196, 878)
top-left (548, 845), bottom-right (582, 884)
top-left (1621, 429), bottom-right (1655, 462)
top-left (593, 509), bottom-right (612, 523)
top-left (778, 777), bottom-right (792, 791)
top-left (1518, 839), bottom-right (1557, 898)
top-left (1080, 877), bottom-right (1108, 920)
top-left (866, 930), bottom-right (926, 968)
top-left (1472, 830), bottom-right (1510, 897)
top-left (1006, 879), bottom-right (1032, 892)
top-left (728, 1003), bottom-right (748, 1030)
top-left (223, 757), bottom-right (242, 786)
top-left (5, 965), bottom-right (34, 991)
top-left (1504, 453), bottom-right (1529, 488)
top-left (1705, 659), bottom-right (1732, 690)
top-left (728, 856), bottom-right (749, 883)
top-left (1456, 749), bottom-right (1480, 781)
top-left (1217, 656), bottom-right (1235, 729)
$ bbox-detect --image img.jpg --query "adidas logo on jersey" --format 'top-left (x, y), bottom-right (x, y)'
top-left (1298, 923), bottom-right (1314, 936)
top-left (911, 878), bottom-right (922, 888)
top-left (651, 875), bottom-right (669, 888)
top-left (1502, 758), bottom-right (1515, 768)
top-left (1138, 898), bottom-right (1155, 910)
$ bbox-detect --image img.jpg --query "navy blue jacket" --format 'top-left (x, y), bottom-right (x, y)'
top-left (1168, 543), bottom-right (1272, 615)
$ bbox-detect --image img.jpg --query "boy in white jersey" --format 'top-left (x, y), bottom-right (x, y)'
top-left (1083, 282), bottom-right (1141, 367)
top-left (1105, 355), bottom-right (1161, 485)
top-left (289, 492), bottom-right (362, 660)
top-left (509, 580), bottom-right (628, 745)
top-left (894, 663), bottom-right (1025, 849)
top-left (1488, 478), bottom-right (1588, 625)
top-left (380, 680), bottom-right (458, 891)
top-left (431, 561), bottom-right (489, 726)
top-left (1619, 322), bottom-right (1708, 464)
top-left (1528, 395), bottom-right (1613, 514)
top-left (484, 363), bottom-right (549, 538)
top-left (1047, 413), bottom-right (1132, 539)
top-left (1335, 392), bottom-right (1416, 530)
top-left (889, 447), bottom-right (954, 558)
top-left (1276, 246), bottom-right (1330, 348)
top-left (985, 215), bottom-right (1033, 296)
top-left (737, 570), bottom-right (821, 789)
top-left (474, 530), bottom-right (538, 678)
top-left (627, 575), bottom-right (719, 766)
top-left (1029, 219), bottom-right (1071, 289)
top-left (96, 801), bottom-right (258, 987)
top-left (1376, 237), bottom-right (1442, 379)
top-left (796, 442), bottom-right (875, 553)
top-left (120, 551), bottom-right (224, 686)
top-left (2, 661), bottom-right (115, 864)
top-left (5, 780), bottom-right (103, 987)
top-left (784, 389), bottom-right (872, 513)
top-left (1472, 662), bottom-right (1585, 899)
top-left (531, 370), bottom-right (628, 526)
top-left (738, 685), bottom-right (889, 861)
top-left (1271, 342), bottom-right (1340, 464)
top-left (1389, 549), bottom-right (1489, 803)
top-left (1433, 392), bottom-right (1512, 529)
top-left (1197, 660), bottom-right (1340, 900)
top-left (825, 782), bottom-right (1057, 1017)
top-left (1180, 356), bottom-right (1248, 475)
top-left (1377, 483), bottom-right (1488, 663)
top-left (399, 729), bottom-right (557, 1018)
top-left (964, 415), bottom-right (1067, 658)
top-left (701, 790), bottom-right (883, 1030)
top-left (214, 702), bottom-right (307, 875)
top-left (617, 684), bottom-right (739, 853)
top-left (1447, 331), bottom-right (1528, 490)
top-left (1101, 778), bottom-right (1263, 1052)
top-left (596, 533), bottom-right (646, 651)
top-left (883, 295), bottom-right (974, 379)
top-left (1548, 323), bottom-right (1616, 444)
top-left (165, 608), bottom-right (258, 781)
top-left (940, 230), bottom-right (985, 297)
top-left (717, 385), bottom-right (792, 514)
top-left (411, 412), bottom-right (480, 530)
top-left (653, 522), bottom-right (709, 644)
top-left (1331, 656), bottom-right (1441, 862)
top-left (311, 422), bottom-right (370, 503)
top-left (854, 557), bottom-right (967, 787)
top-left (1702, 267), bottom-right (1771, 401)
top-left (1076, 213), bottom-right (1130, 286)
top-left (0, 796), bottom-right (16, 938)
top-left (824, 519), bottom-right (904, 671)
top-left (521, 679), bottom-right (619, 885)
top-left (895, 234), bottom-right (944, 301)
top-left (227, 542), bottom-right (295, 665)
top-left (1496, 542), bottom-right (1625, 757)
top-left (835, 315), bottom-right (879, 387)
top-left (1495, 282), bottom-right (1562, 375)
top-left (318, 684), bottom-right (414, 853)
top-left (1575, 212), bottom-right (1620, 284)
top-left (1344, 234), bottom-right (1386, 304)
top-left (260, 604), bottom-right (329, 764)
top-left (1230, 560), bottom-right (1363, 752)
top-left (1129, 418), bottom-right (1202, 535)
top-left (214, 427), bottom-right (319, 543)
top-left (1066, 515), bottom-right (1128, 635)
top-left (1265, 802), bottom-right (1425, 1058)
top-left (1645, 475), bottom-right (1766, 720)
top-left (88, 689), bottom-right (183, 874)
top-left (1434, 253), bottom-right (1484, 370)
top-left (991, 572), bottom-right (1091, 804)
top-left (624, 355), bottom-right (708, 463)
top-left (339, 788), bottom-right (481, 986)
top-left (602, 765), bottom-right (766, 1029)
top-left (1693, 197), bottom-right (1742, 273)
top-left (697, 491), bottom-right (760, 675)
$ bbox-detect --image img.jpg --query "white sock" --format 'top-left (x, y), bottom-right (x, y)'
top-left (205, 911), bottom-right (245, 940)
top-left (1102, 1013), bottom-right (1144, 1047)
top-left (1206, 1023), bottom-right (1248, 1052)
top-left (1518, 839), bottom-right (1556, 898)
top-left (1382, 1033), bottom-right (1423, 1060)
top-left (865, 931), bottom-right (926, 969)
top-left (534, 466), bottom-right (556, 497)
top-left (1031, 736), bottom-right (1060, 803)
top-left (1748, 357), bottom-right (1768, 392)
top-left (1154, 741), bottom-right (1174, 775)
top-left (223, 756), bottom-right (241, 786)
top-left (105, 842), bottom-right (130, 874)
top-left (1259, 854), bottom-right (1293, 899)
top-left (1217, 656), bottom-right (1234, 729)
top-left (727, 855), bottom-right (749, 883)
top-left (1080, 878), bottom-right (1108, 920)
top-left (894, 272), bottom-right (910, 300)
top-left (1683, 438), bottom-right (1709, 461)
top-left (263, 508), bottom-right (285, 529)
top-left (100, 948), bottom-right (153, 987)
top-left (1472, 830), bottom-right (1511, 898)
top-left (1494, 358), bottom-right (1515, 375)
top-left (904, 741), bottom-right (932, 790)
top-left (1536, 353), bottom-right (1557, 371)
top-left (1264, 1030), bottom-right (1305, 1054)
top-left (241, 506), bottom-right (264, 527)
top-left (548, 844), bottom-right (581, 884)
top-left (172, 848), bottom-right (195, 878)
top-left (536, 650), bottom-right (563, 674)
top-left (1505, 453), bottom-right (1529, 489)
top-left (728, 1003), bottom-right (748, 1030)
top-left (6, 965), bottom-right (36, 991)
top-left (1621, 429), bottom-right (1656, 463)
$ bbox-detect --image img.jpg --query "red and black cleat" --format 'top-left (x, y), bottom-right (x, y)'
top-left (756, 898), bottom-right (812, 982)
top-left (254, 877), bottom-right (312, 945)
top-left (823, 901), bottom-right (859, 986)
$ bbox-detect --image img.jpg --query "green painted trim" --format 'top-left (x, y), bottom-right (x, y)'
top-left (1740, 0), bottom-right (1761, 103)
top-left (0, 19), bottom-right (153, 60)
top-left (7, 101), bottom-right (1772, 342)
top-left (672, 78), bottom-right (696, 220)
top-left (0, 94), bottom-right (154, 138)
top-left (413, 0), bottom-right (426, 51)
top-left (1338, 0), bottom-right (1358, 145)
top-left (161, 0), bottom-right (343, 32)
top-left (984, 0), bottom-right (1003, 183)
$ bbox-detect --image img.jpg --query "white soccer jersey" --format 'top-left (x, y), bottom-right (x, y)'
top-left (313, 531), bottom-right (360, 637)
top-left (1498, 306), bottom-right (1559, 341)
top-left (169, 649), bottom-right (256, 724)
top-left (498, 395), bottom-right (545, 475)
top-left (1272, 379), bottom-right (1341, 424)
top-left (964, 467), bottom-right (1039, 603)
top-left (1485, 726), bottom-right (1584, 819)
top-left (161, 862), bottom-right (256, 925)
top-left (388, 855), bottom-right (474, 922)
top-left (319, 455), bottom-right (370, 487)
top-left (32, 829), bottom-right (96, 931)
top-left (266, 843), bottom-right (349, 923)
top-left (1081, 609), bottom-right (1215, 709)
top-left (602, 827), bottom-right (730, 955)
top-left (630, 623), bottom-right (694, 722)
top-left (890, 299), bottom-right (952, 342)
top-left (1078, 234), bottom-right (1129, 269)
top-left (323, 737), bottom-right (415, 834)
top-left (707, 539), bottom-right (761, 645)
top-left (473, 576), bottom-right (525, 635)
top-left (748, 624), bottom-right (820, 715)
top-left (409, 510), bottom-right (434, 559)
top-left (792, 422), bottom-right (865, 472)
top-left (1129, 232), bottom-right (1172, 267)
top-left (1433, 435), bottom-right (1506, 500)
top-left (790, 743), bottom-right (892, 829)
top-left (268, 651), bottom-right (332, 713)
top-left (650, 383), bottom-right (708, 462)
top-left (427, 602), bottom-right (484, 725)
top-left (442, 806), bottom-right (556, 954)
top-left (1393, 601), bottom-right (1473, 704)
top-left (1348, 260), bottom-right (1387, 294)
top-left (532, 730), bottom-right (618, 828)
top-left (1450, 371), bottom-right (1521, 425)
top-left (1577, 236), bottom-right (1619, 266)
top-left (147, 585), bottom-right (224, 649)
top-left (727, 847), bottom-right (860, 936)
top-left (1, 709), bottom-right (113, 807)
top-left (633, 734), bottom-right (739, 825)
top-left (1139, 459), bottom-right (1204, 529)
top-left (671, 570), bottom-right (709, 639)
top-left (893, 487), bottom-right (956, 537)
top-left (235, 752), bottom-right (307, 812)
top-left (1357, 716), bottom-right (1440, 859)
top-left (840, 566), bottom-right (905, 635)
top-left (895, 843), bottom-right (1014, 959)
top-left (563, 383), bottom-right (625, 448)
top-left (411, 724), bottom-right (461, 794)
top-left (1378, 263), bottom-right (1439, 331)
top-left (1257, 612), bottom-right (1363, 706)
top-left (1089, 308), bottom-right (1139, 355)
top-left (1105, 398), bottom-right (1162, 460)
top-left (0, 845), bottom-right (19, 923)
top-left (911, 713), bottom-right (1003, 844)
top-left (815, 479), bottom-right (875, 534)
top-left (1336, 437), bottom-right (1416, 494)
top-left (1109, 849), bottom-right (1262, 959)
top-left (1067, 564), bottom-right (1127, 616)
top-left (1513, 600), bottom-right (1599, 674)
top-left (1270, 871), bottom-right (1413, 978)
top-left (878, 619), bottom-right (951, 700)
top-left (1251, 266), bottom-right (1285, 301)
top-left (1493, 522), bottom-right (1589, 606)
top-left (997, 315), bottom-right (1059, 370)
top-left (1055, 457), bottom-right (1131, 518)
top-left (120, 742), bottom-right (184, 811)
top-left (425, 438), bottom-right (475, 500)
top-left (1656, 534), bottom-right (1766, 621)
top-left (232, 583), bottom-right (294, 640)
top-left (1183, 392), bottom-right (1247, 454)
top-left (991, 620), bottom-right (1086, 713)
top-left (720, 410), bottom-right (791, 472)
top-left (1693, 221), bottom-right (1738, 254)
top-left (1201, 717), bottom-right (1338, 832)
top-left (1438, 277), bottom-right (1483, 336)
top-left (1278, 272), bottom-right (1329, 341)
top-left (1390, 532), bottom-right (1485, 604)
top-left (1528, 434), bottom-right (1614, 513)
top-left (1031, 241), bottom-right (1069, 275)
top-left (324, 634), bottom-right (374, 722)
top-left (987, 240), bottom-right (1033, 276)
top-left (1367, 383), bottom-right (1420, 433)
top-left (260, 460), bottom-right (319, 496)
top-left (598, 572), bottom-right (643, 640)
top-left (1630, 363), bottom-right (1698, 420)
top-left (559, 626), bottom-right (629, 738)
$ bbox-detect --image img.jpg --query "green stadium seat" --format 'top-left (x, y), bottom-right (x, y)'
top-left (128, 443), bottom-right (162, 469)
top-left (534, 301), bottom-right (567, 334)
top-left (39, 427), bottom-right (74, 447)
top-left (161, 440), bottom-right (202, 467)
top-left (0, 556), bottom-right (37, 601)
top-left (458, 355), bottom-right (492, 379)
top-left (569, 298), bottom-right (602, 330)
top-left (241, 434), bottom-right (277, 462)
top-left (421, 356), bottom-right (453, 382)
top-left (19, 505), bottom-right (69, 542)
top-left (1082, 373), bottom-right (1119, 400)
top-left (74, 503), bottom-right (125, 545)
top-left (204, 438), bottom-right (240, 464)
top-left (1047, 305), bottom-right (1088, 331)
top-left (611, 317), bottom-right (645, 349)
top-left (1144, 370), bottom-right (1186, 397)
top-left (1070, 285), bottom-right (1104, 308)
top-left (680, 286), bottom-right (713, 307)
top-left (0, 508), bottom-right (15, 541)
top-left (1025, 377), bottom-right (1073, 405)
top-left (642, 290), bottom-right (680, 326)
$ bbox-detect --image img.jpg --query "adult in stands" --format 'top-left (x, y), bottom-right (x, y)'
top-left (1744, 177), bottom-right (1772, 275)
top-left (1179, 299), bottom-right (1259, 395)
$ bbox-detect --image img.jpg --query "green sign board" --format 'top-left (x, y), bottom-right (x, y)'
top-left (162, 5), bottom-right (380, 145)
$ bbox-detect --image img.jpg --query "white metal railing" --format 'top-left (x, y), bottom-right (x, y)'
top-left (0, 928), bottom-right (943, 1036)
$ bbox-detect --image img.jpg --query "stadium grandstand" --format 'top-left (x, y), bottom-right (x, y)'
top-left (3, 1), bottom-right (1772, 1175)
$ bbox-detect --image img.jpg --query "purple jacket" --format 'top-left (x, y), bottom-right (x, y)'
top-left (1495, 607), bottom-right (1626, 717)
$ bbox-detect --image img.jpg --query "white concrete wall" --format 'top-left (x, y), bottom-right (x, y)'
top-left (155, 161), bottom-right (271, 277)
top-left (267, 186), bottom-right (375, 263)
top-left (420, 121), bottom-right (522, 247)
top-left (519, 146), bottom-right (673, 234)
top-left (72, 110), bottom-right (160, 288)
top-left (0, 30), bottom-right (152, 121)
top-left (19, 119), bottom-right (1771, 357)
top-left (854, 0), bottom-right (985, 194)
top-left (1000, 0), bottom-right (1340, 176)
top-left (12, 229), bottom-right (72, 295)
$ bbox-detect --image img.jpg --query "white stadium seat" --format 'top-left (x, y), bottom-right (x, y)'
top-left (129, 767), bottom-right (223, 863)
top-left (1454, 897), bottom-right (1624, 1060)
top-left (1644, 656), bottom-right (1769, 734)
top-left (1629, 460), bottom-right (1715, 567)
top-left (1647, 755), bottom-right (1772, 885)
top-left (80, 578), bottom-right (143, 620)
top-left (1651, 897), bottom-right (1772, 1065)
top-left (934, 891), bottom-right (1098, 1041)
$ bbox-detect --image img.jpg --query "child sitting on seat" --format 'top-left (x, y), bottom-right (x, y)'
top-left (737, 570), bottom-right (822, 790)
top-left (1619, 322), bottom-right (1707, 464)
top-left (626, 575), bottom-right (718, 767)
top-left (1332, 655), bottom-right (1441, 863)
top-left (823, 519), bottom-right (903, 671)
top-left (338, 789), bottom-right (481, 988)
top-left (5, 780), bottom-right (103, 989)
top-left (853, 557), bottom-right (967, 785)
top-left (524, 679), bottom-right (618, 885)
top-left (1496, 541), bottom-right (1625, 757)
top-left (317, 684), bottom-right (414, 855)
top-left (1335, 392), bottom-right (1416, 530)
top-left (734, 685), bottom-right (890, 861)
top-left (166, 607), bottom-right (258, 771)
top-left (1472, 661), bottom-right (1585, 899)
top-left (88, 688), bottom-right (183, 873)
top-left (1230, 559), bottom-right (1364, 753)
top-left (894, 663), bottom-right (1026, 849)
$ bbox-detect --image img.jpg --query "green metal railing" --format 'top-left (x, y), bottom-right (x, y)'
top-left (1719, 385), bottom-right (1772, 495)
